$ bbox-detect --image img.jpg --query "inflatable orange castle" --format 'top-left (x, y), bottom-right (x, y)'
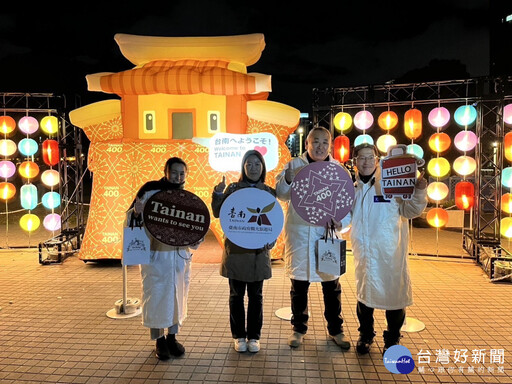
top-left (69, 33), bottom-right (300, 261)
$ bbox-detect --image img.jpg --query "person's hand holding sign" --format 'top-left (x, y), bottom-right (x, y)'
top-left (134, 196), bottom-right (144, 217)
top-left (415, 171), bottom-right (427, 190)
top-left (214, 175), bottom-right (227, 193)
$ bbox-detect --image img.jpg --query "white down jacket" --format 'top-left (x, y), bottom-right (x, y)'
top-left (276, 153), bottom-right (348, 282)
top-left (125, 189), bottom-right (201, 330)
top-left (342, 170), bottom-right (427, 310)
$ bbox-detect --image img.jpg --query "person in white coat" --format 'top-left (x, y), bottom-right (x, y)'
top-left (127, 157), bottom-right (204, 360)
top-left (342, 143), bottom-right (427, 355)
top-left (276, 126), bottom-right (351, 350)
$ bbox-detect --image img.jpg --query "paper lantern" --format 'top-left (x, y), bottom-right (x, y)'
top-left (354, 110), bottom-right (374, 130)
top-left (404, 108), bottom-right (422, 140)
top-left (426, 207), bottom-right (449, 228)
top-left (0, 160), bottom-right (16, 178)
top-left (504, 103), bottom-right (512, 125)
top-left (0, 182), bottom-right (16, 200)
top-left (453, 156), bottom-right (476, 176)
top-left (41, 169), bottom-right (60, 187)
top-left (18, 138), bottom-right (39, 157)
top-left (376, 134), bottom-right (397, 154)
top-left (41, 116), bottom-right (59, 135)
top-left (42, 191), bottom-right (61, 209)
top-left (406, 143), bottom-right (424, 159)
top-left (43, 213), bottom-right (61, 231)
top-left (20, 183), bottom-right (38, 210)
top-left (501, 193), bottom-right (512, 214)
top-left (502, 167), bottom-right (512, 188)
top-left (428, 106), bottom-right (450, 128)
top-left (427, 182), bottom-right (449, 201)
top-left (427, 157), bottom-right (450, 178)
top-left (455, 181), bottom-right (474, 210)
top-left (378, 111), bottom-right (398, 131)
top-left (354, 134), bottom-right (374, 147)
top-left (428, 132), bottom-right (451, 153)
top-left (454, 105), bottom-right (477, 127)
top-left (454, 130), bottom-right (478, 152)
top-left (500, 217), bottom-right (512, 238)
top-left (42, 139), bottom-right (59, 166)
top-left (20, 213), bottom-right (40, 232)
top-left (333, 135), bottom-right (350, 163)
top-left (0, 139), bottom-right (17, 156)
top-left (333, 112), bottom-right (352, 132)
top-left (18, 116), bottom-right (39, 135)
top-left (504, 132), bottom-right (512, 163)
top-left (18, 161), bottom-right (39, 179)
top-left (0, 115), bottom-right (16, 135)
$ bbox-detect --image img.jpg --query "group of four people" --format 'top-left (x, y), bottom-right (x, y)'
top-left (126, 126), bottom-right (427, 360)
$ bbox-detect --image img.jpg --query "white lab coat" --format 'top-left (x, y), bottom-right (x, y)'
top-left (276, 153), bottom-right (347, 282)
top-left (342, 170), bottom-right (427, 310)
top-left (126, 189), bottom-right (200, 330)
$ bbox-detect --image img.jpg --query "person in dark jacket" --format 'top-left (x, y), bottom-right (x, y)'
top-left (211, 150), bottom-right (277, 353)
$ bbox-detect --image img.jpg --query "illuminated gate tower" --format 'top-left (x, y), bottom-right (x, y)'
top-left (70, 33), bottom-right (300, 261)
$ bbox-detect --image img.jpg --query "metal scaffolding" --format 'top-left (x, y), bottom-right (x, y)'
top-left (312, 77), bottom-right (512, 279)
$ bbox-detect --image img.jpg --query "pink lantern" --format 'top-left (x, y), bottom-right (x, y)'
top-left (18, 116), bottom-right (39, 135)
top-left (504, 103), bottom-right (512, 125)
top-left (0, 160), bottom-right (16, 178)
top-left (43, 213), bottom-right (61, 231)
top-left (454, 130), bottom-right (478, 152)
top-left (428, 107), bottom-right (450, 128)
top-left (354, 110), bottom-right (374, 130)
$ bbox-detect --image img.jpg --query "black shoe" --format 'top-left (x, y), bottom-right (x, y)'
top-left (155, 336), bottom-right (171, 360)
top-left (166, 334), bottom-right (185, 357)
top-left (356, 334), bottom-right (374, 355)
top-left (382, 330), bottom-right (401, 355)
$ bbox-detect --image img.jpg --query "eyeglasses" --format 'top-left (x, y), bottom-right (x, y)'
top-left (356, 156), bottom-right (377, 162)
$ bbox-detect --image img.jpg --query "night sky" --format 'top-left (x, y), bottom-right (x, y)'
top-left (0, 1), bottom-right (490, 115)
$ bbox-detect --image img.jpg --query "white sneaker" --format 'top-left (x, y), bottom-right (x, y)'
top-left (234, 338), bottom-right (247, 352)
top-left (247, 339), bottom-right (260, 353)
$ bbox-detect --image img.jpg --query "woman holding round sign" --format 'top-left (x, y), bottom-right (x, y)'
top-left (211, 149), bottom-right (283, 353)
top-left (276, 126), bottom-right (353, 350)
top-left (126, 157), bottom-right (208, 361)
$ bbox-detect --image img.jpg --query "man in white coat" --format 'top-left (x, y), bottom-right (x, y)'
top-left (342, 143), bottom-right (427, 355)
top-left (276, 126), bottom-right (351, 350)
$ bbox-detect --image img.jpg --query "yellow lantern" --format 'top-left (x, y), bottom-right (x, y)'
top-left (20, 213), bottom-right (41, 232)
top-left (500, 217), bottom-right (512, 238)
top-left (333, 112), bottom-right (352, 132)
top-left (427, 157), bottom-right (450, 178)
top-left (404, 108), bottom-right (422, 140)
top-left (426, 208), bottom-right (449, 228)
top-left (428, 132), bottom-right (451, 153)
top-left (18, 161), bottom-right (40, 179)
top-left (502, 193), bottom-right (512, 214)
top-left (426, 182), bottom-right (449, 201)
top-left (41, 116), bottom-right (59, 135)
top-left (376, 134), bottom-right (397, 154)
top-left (378, 111), bottom-right (398, 131)
top-left (505, 132), bottom-right (512, 162)
top-left (453, 156), bottom-right (476, 176)
top-left (41, 169), bottom-right (60, 187)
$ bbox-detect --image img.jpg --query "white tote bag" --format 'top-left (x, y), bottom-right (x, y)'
top-left (316, 223), bottom-right (346, 275)
top-left (122, 217), bottom-right (151, 266)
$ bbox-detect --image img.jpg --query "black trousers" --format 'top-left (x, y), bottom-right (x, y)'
top-left (290, 278), bottom-right (343, 336)
top-left (229, 279), bottom-right (264, 340)
top-left (356, 301), bottom-right (405, 340)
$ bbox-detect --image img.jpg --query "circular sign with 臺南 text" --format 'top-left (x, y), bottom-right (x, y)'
top-left (219, 188), bottom-right (284, 249)
top-left (290, 161), bottom-right (355, 226)
top-left (143, 189), bottom-right (210, 246)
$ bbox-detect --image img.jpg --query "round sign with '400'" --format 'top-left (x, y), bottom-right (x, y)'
top-left (290, 161), bottom-right (355, 227)
top-left (143, 189), bottom-right (210, 247)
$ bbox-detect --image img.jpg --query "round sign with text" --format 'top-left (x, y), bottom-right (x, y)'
top-left (220, 188), bottom-right (284, 249)
top-left (290, 161), bottom-right (355, 226)
top-left (143, 189), bottom-right (210, 247)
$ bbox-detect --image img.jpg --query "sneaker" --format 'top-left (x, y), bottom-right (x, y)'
top-left (234, 338), bottom-right (247, 352)
top-left (166, 334), bottom-right (185, 357)
top-left (356, 334), bottom-right (374, 355)
top-left (288, 332), bottom-right (305, 348)
top-left (155, 336), bottom-right (171, 360)
top-left (247, 339), bottom-right (260, 353)
top-left (329, 333), bottom-right (351, 350)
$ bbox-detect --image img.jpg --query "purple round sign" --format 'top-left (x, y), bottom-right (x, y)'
top-left (290, 161), bottom-right (355, 226)
top-left (143, 189), bottom-right (210, 246)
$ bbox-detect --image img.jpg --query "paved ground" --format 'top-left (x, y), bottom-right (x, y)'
top-left (1, 229), bottom-right (512, 384)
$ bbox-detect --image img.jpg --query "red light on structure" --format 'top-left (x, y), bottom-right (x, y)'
top-left (404, 108), bottom-right (422, 140)
top-left (455, 181), bottom-right (474, 210)
top-left (428, 132), bottom-right (451, 153)
top-left (505, 132), bottom-right (512, 162)
top-left (426, 207), bottom-right (449, 228)
top-left (0, 115), bottom-right (16, 135)
top-left (0, 182), bottom-right (16, 200)
top-left (333, 135), bottom-right (350, 163)
top-left (42, 139), bottom-right (59, 166)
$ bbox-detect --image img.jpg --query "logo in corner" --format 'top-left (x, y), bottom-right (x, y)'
top-left (383, 345), bottom-right (415, 374)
